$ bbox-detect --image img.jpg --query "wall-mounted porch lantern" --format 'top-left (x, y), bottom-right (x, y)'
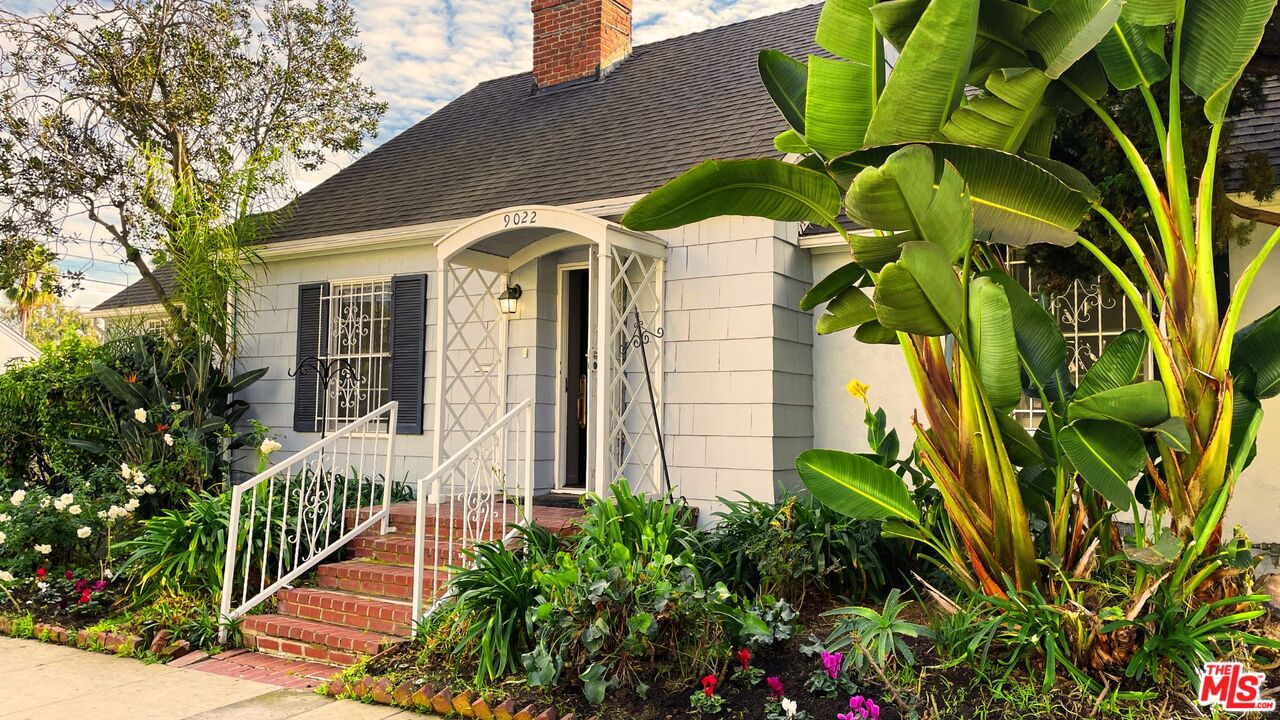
top-left (497, 284), bottom-right (523, 316)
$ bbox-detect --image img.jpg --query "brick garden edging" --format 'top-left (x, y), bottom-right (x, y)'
top-left (0, 615), bottom-right (149, 656)
top-left (325, 675), bottom-right (595, 720)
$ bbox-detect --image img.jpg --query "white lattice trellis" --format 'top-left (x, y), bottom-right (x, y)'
top-left (432, 263), bottom-right (508, 465)
top-left (596, 243), bottom-right (665, 496)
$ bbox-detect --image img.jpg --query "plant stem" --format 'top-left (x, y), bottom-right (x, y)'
top-left (1090, 203), bottom-right (1167, 312)
top-left (852, 632), bottom-right (913, 716)
top-left (1214, 224), bottom-right (1280, 373)
top-left (1076, 237), bottom-right (1183, 415)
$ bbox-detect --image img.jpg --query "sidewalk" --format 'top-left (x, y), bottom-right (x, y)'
top-left (0, 637), bottom-right (417, 719)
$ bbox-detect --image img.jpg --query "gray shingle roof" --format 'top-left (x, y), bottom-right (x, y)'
top-left (1227, 76), bottom-right (1280, 194)
top-left (92, 265), bottom-right (174, 312)
top-left (268, 3), bottom-right (823, 243)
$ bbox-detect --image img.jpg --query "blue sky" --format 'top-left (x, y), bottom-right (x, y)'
top-left (9, 0), bottom-right (813, 307)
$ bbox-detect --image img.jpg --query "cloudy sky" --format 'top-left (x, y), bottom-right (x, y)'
top-left (6, 0), bottom-right (814, 309)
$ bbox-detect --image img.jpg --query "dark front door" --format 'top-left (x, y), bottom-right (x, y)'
top-left (563, 269), bottom-right (591, 489)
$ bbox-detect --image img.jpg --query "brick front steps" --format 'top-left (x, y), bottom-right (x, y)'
top-left (241, 500), bottom-right (583, 668)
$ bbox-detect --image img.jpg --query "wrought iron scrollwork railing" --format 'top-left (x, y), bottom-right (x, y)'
top-left (219, 401), bottom-right (398, 639)
top-left (411, 398), bottom-right (535, 621)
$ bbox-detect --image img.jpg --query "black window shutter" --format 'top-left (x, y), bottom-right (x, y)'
top-left (390, 274), bottom-right (428, 435)
top-left (293, 282), bottom-right (329, 433)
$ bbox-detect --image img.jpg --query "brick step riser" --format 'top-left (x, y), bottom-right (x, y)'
top-left (277, 599), bottom-right (411, 637)
top-left (316, 569), bottom-right (449, 601)
top-left (347, 536), bottom-right (471, 567)
top-left (240, 615), bottom-right (401, 660)
top-left (247, 633), bottom-right (362, 667)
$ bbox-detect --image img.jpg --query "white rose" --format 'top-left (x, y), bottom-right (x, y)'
top-left (76, 527), bottom-right (91, 539)
top-left (97, 510), bottom-right (108, 519)
top-left (39, 497), bottom-right (50, 508)
top-left (59, 493), bottom-right (74, 505)
top-left (124, 499), bottom-right (139, 512)
top-left (0, 570), bottom-right (12, 583)
top-left (34, 544), bottom-right (51, 555)
top-left (68, 505), bottom-right (81, 516)
top-left (0, 532), bottom-right (6, 545)
top-left (163, 433), bottom-right (174, 447)
top-left (143, 484), bottom-right (156, 495)
top-left (120, 463), bottom-right (133, 480)
top-left (9, 489), bottom-right (25, 506)
top-left (53, 499), bottom-right (66, 512)
top-left (0, 513), bottom-right (9, 522)
top-left (133, 471), bottom-right (147, 483)
top-left (260, 438), bottom-right (283, 455)
top-left (133, 407), bottom-right (147, 423)
top-left (169, 402), bottom-right (181, 412)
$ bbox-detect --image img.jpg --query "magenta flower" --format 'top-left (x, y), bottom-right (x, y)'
top-left (821, 650), bottom-right (844, 679)
top-left (845, 696), bottom-right (880, 720)
top-left (766, 676), bottom-right (784, 699)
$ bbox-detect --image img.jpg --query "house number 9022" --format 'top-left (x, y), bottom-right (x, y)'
top-left (503, 210), bottom-right (537, 227)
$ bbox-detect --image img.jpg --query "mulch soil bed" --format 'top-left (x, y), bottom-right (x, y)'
top-left (350, 596), bottom-right (1280, 720)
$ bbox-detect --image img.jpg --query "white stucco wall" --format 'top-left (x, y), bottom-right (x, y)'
top-left (809, 249), bottom-right (918, 456)
top-left (1228, 204), bottom-right (1280, 542)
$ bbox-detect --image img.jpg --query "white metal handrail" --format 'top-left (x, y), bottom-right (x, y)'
top-left (411, 398), bottom-right (535, 621)
top-left (219, 401), bottom-right (398, 639)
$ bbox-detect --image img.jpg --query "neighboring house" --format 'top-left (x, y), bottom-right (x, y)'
top-left (93, 2), bottom-right (1280, 539)
top-left (0, 321), bottom-right (40, 368)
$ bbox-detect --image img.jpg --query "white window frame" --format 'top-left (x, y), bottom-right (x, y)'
top-left (321, 276), bottom-right (393, 434)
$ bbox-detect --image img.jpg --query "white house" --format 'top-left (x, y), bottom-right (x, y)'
top-left (0, 322), bottom-right (39, 368)
top-left (93, 2), bottom-right (1280, 541)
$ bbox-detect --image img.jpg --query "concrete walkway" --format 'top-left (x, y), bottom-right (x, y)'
top-left (0, 637), bottom-right (421, 719)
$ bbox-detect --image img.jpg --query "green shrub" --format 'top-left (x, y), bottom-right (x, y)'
top-left (704, 490), bottom-right (899, 606)
top-left (0, 336), bottom-right (114, 487)
top-left (436, 524), bottom-right (561, 684)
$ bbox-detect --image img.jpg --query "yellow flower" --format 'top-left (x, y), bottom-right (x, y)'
top-left (846, 378), bottom-right (870, 402)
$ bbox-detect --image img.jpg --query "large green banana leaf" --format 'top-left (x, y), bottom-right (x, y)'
top-left (981, 270), bottom-right (1069, 390)
top-left (832, 143), bottom-right (1091, 247)
top-left (1120, 0), bottom-right (1176, 25)
top-left (818, 286), bottom-right (879, 335)
top-left (863, 0), bottom-right (978, 145)
top-left (620, 158), bottom-right (842, 231)
top-left (1059, 419), bottom-right (1144, 510)
top-left (815, 0), bottom-right (886, 95)
top-left (874, 261), bottom-right (951, 336)
top-left (806, 55), bottom-right (875, 158)
top-left (1182, 0), bottom-right (1278, 122)
top-left (759, 50), bottom-right (808, 135)
top-left (941, 68), bottom-right (1053, 152)
top-left (1024, 0), bottom-right (1122, 79)
top-left (1095, 17), bottom-right (1169, 90)
top-left (796, 448), bottom-right (920, 522)
top-left (800, 261), bottom-right (866, 311)
top-left (1231, 304), bottom-right (1280, 399)
top-left (874, 0), bottom-right (1037, 85)
top-left (1073, 329), bottom-right (1148, 398)
top-left (844, 145), bottom-right (974, 262)
top-left (1068, 380), bottom-right (1170, 427)
top-left (969, 276), bottom-right (1023, 412)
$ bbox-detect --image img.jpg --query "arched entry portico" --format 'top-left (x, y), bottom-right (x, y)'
top-left (431, 205), bottom-right (667, 498)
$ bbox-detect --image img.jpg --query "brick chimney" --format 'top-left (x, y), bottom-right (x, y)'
top-left (531, 0), bottom-right (633, 89)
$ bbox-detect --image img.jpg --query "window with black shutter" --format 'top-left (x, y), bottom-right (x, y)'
top-left (292, 275), bottom-right (427, 435)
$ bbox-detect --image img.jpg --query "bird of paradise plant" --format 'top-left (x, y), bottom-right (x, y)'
top-left (621, 0), bottom-right (1279, 607)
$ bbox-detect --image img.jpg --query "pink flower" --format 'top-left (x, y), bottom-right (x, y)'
top-left (736, 647), bottom-right (752, 670)
top-left (821, 650), bottom-right (844, 679)
top-left (701, 674), bottom-right (718, 697)
top-left (92, 580), bottom-right (107, 591)
top-left (64, 570), bottom-right (73, 580)
top-left (845, 696), bottom-right (879, 720)
top-left (766, 676), bottom-right (784, 699)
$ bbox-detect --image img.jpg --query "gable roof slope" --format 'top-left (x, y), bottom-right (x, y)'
top-left (268, 3), bottom-right (824, 243)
